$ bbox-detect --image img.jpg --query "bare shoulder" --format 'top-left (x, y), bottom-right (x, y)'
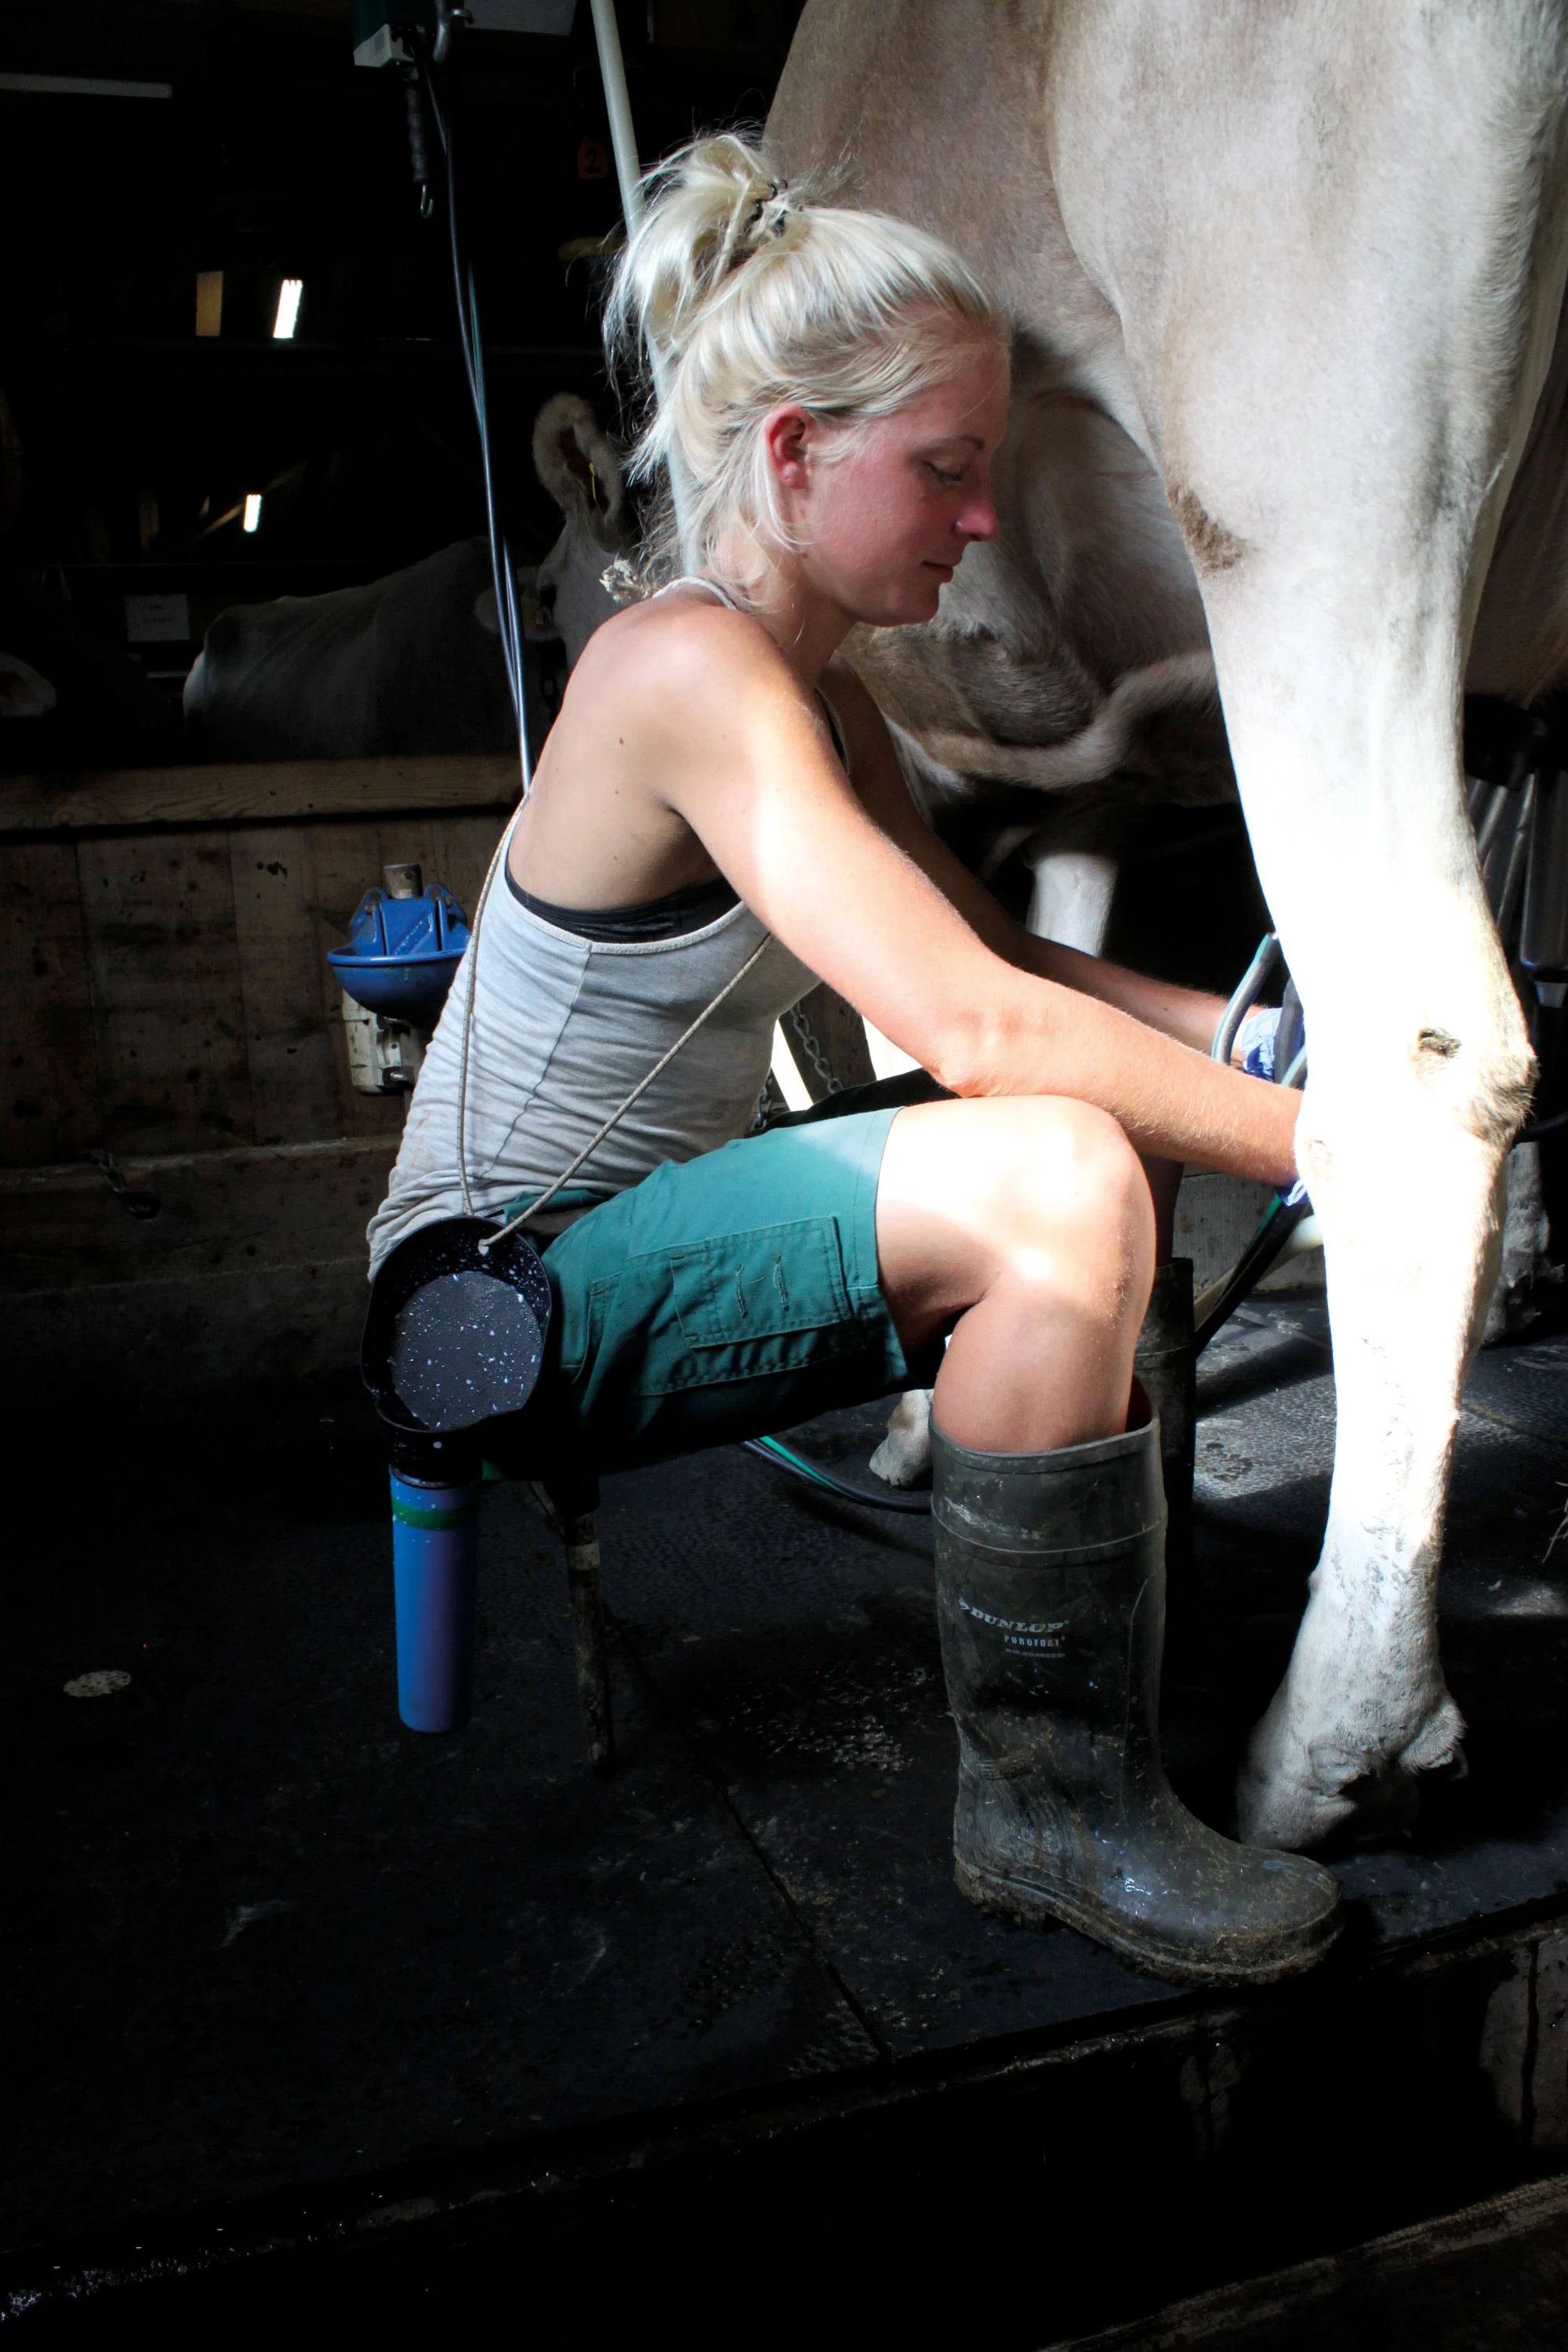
top-left (569, 586), bottom-right (791, 728)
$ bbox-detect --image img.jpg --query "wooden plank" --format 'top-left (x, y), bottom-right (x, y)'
top-left (0, 753), bottom-right (520, 835)
top-left (0, 837), bottom-right (102, 1168)
top-left (230, 824), bottom-right (364, 1146)
top-left (2, 1263), bottom-right (373, 1414)
top-left (76, 830), bottom-right (255, 1156)
top-left (0, 1136), bottom-right (398, 1414)
top-left (416, 810), bottom-right (506, 923)
top-left (1057, 2171), bottom-right (1568, 2350)
top-left (0, 1137), bottom-right (397, 1294)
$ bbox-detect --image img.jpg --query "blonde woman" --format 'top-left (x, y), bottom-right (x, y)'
top-left (369, 136), bottom-right (1339, 1985)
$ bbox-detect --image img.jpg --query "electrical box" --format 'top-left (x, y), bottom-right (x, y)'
top-left (351, 0), bottom-right (574, 66)
top-left (351, 0), bottom-right (435, 68)
top-left (342, 992), bottom-right (426, 1094)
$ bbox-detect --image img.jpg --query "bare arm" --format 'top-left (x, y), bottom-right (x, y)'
top-left (824, 661), bottom-right (1231, 1054)
top-left (641, 615), bottom-right (1298, 1186)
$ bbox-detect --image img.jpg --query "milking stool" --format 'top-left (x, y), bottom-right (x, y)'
top-left (523, 1473), bottom-right (614, 1772)
top-left (388, 1448), bottom-right (614, 1770)
top-left (367, 1214), bottom-right (617, 1772)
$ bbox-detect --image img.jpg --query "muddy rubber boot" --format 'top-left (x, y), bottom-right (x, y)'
top-left (933, 1407), bottom-right (1341, 1986)
top-left (1134, 1258), bottom-right (1196, 1589)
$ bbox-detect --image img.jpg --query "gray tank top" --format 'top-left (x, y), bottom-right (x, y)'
top-left (366, 580), bottom-right (822, 1274)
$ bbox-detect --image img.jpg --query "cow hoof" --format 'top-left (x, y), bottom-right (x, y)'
top-left (870, 1388), bottom-right (934, 1488)
top-left (1234, 1754), bottom-right (1359, 1853)
top-left (1236, 1695), bottom-right (1467, 1852)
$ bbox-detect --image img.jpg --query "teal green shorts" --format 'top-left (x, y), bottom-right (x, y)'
top-left (495, 1107), bottom-right (928, 1475)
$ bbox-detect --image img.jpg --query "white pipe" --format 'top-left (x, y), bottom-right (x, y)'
top-left (588, 0), bottom-right (645, 231)
top-left (586, 0), bottom-right (694, 564)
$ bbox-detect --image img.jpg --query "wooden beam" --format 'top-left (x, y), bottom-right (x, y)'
top-left (0, 754), bottom-right (520, 836)
top-left (0, 1136), bottom-right (398, 1293)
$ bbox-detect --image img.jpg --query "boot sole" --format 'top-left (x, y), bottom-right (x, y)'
top-left (954, 1857), bottom-right (1341, 1987)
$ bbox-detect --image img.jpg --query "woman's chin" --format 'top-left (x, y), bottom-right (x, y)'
top-left (865, 581), bottom-right (946, 628)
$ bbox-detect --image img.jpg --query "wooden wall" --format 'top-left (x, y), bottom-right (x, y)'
top-left (0, 756), bottom-right (514, 1168)
top-left (0, 755), bottom-right (516, 1415)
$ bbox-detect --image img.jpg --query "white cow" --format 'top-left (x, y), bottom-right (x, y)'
top-left (183, 397), bottom-right (630, 760)
top-left (531, 392), bottom-right (628, 666)
top-left (768, 0), bottom-right (1568, 1849)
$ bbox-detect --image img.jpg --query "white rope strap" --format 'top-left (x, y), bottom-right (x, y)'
top-left (475, 930), bottom-right (773, 1254)
top-left (455, 800), bottom-right (526, 1221)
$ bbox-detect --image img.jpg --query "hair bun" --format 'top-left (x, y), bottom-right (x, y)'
top-left (611, 135), bottom-right (800, 367)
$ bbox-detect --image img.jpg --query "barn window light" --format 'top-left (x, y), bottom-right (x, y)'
top-left (242, 493), bottom-right (263, 533)
top-left (194, 270), bottom-right (223, 338)
top-left (272, 278), bottom-right (303, 341)
top-left (0, 72), bottom-right (172, 98)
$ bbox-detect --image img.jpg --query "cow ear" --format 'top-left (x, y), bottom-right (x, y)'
top-left (532, 392), bottom-right (622, 526)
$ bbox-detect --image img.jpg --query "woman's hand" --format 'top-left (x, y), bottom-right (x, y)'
top-left (1232, 1003), bottom-right (1281, 1075)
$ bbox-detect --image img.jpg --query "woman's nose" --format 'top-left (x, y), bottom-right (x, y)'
top-left (958, 463), bottom-right (999, 543)
top-left (960, 489), bottom-right (999, 544)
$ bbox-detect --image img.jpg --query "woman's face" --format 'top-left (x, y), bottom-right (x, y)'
top-left (770, 332), bottom-right (1011, 626)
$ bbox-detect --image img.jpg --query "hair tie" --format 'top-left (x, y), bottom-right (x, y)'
top-left (743, 179), bottom-right (791, 246)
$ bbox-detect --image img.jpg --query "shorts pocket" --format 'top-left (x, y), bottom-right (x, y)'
top-left (669, 1218), bottom-right (851, 1347)
top-left (586, 1215), bottom-right (859, 1399)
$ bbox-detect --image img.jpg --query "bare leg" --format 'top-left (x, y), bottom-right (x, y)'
top-left (875, 1094), bottom-right (1156, 1453)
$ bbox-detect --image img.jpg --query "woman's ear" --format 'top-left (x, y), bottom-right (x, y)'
top-left (762, 404), bottom-right (812, 491)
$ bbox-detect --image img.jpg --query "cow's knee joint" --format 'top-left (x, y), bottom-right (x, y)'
top-left (1393, 1018), bottom-right (1536, 1148)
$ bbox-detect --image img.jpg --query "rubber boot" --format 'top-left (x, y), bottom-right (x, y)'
top-left (1134, 1258), bottom-right (1196, 1589)
top-left (933, 1405), bottom-right (1341, 1986)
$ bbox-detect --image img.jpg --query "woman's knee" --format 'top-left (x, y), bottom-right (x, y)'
top-left (990, 1098), bottom-right (1154, 1273)
top-left (880, 1094), bottom-right (1154, 1294)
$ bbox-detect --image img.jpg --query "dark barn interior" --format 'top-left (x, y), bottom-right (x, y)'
top-left (8, 6), bottom-right (1568, 2348)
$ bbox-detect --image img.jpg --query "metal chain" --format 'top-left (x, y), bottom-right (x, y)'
top-left (785, 1001), bottom-right (844, 1096)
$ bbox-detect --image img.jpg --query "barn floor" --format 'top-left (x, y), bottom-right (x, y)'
top-left (9, 1298), bottom-right (1568, 2343)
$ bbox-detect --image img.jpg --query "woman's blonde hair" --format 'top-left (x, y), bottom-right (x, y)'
top-left (605, 133), bottom-right (1008, 594)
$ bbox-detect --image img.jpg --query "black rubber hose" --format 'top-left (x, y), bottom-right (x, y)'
top-left (1193, 1191), bottom-right (1316, 1356)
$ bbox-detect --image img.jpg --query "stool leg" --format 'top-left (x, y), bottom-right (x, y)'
top-left (390, 1466), bottom-right (481, 1733)
top-left (549, 1478), bottom-right (614, 1773)
top-left (1134, 1257), bottom-right (1197, 1590)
